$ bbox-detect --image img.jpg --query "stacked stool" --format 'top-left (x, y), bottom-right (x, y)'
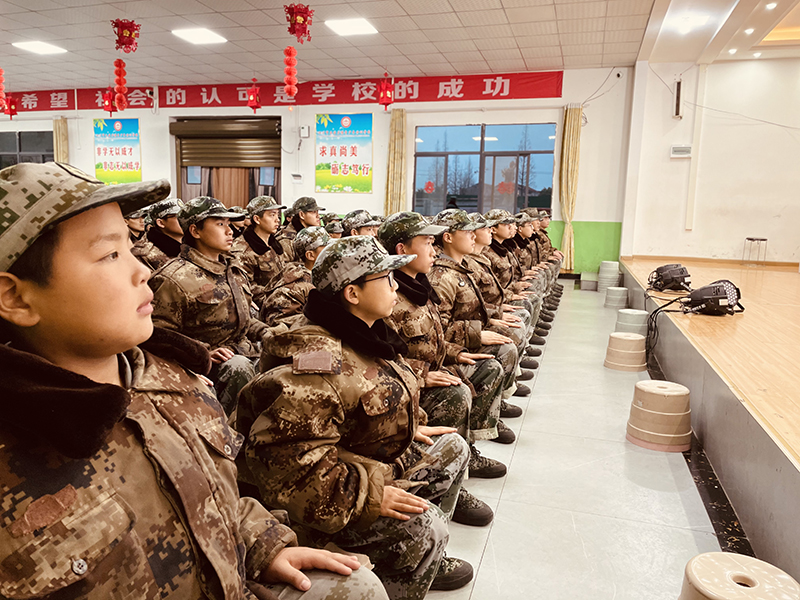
top-left (626, 380), bottom-right (691, 452)
top-left (604, 332), bottom-right (646, 372)
top-left (615, 308), bottom-right (648, 337)
top-left (604, 287), bottom-right (628, 308)
top-left (679, 552), bottom-right (800, 600)
top-left (598, 261), bottom-right (621, 293)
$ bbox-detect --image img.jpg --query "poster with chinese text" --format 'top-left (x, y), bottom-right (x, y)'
top-left (93, 118), bottom-right (142, 184)
top-left (315, 113), bottom-right (372, 193)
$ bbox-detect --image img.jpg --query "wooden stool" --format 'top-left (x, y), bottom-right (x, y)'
top-left (604, 286), bottom-right (628, 308)
top-left (679, 552), bottom-right (800, 600)
top-left (615, 321), bottom-right (647, 336)
top-left (626, 380), bottom-right (691, 452)
top-left (604, 332), bottom-right (646, 372)
top-left (617, 308), bottom-right (648, 327)
top-left (598, 261), bottom-right (620, 293)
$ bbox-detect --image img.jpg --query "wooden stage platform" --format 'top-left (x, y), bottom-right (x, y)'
top-left (620, 257), bottom-right (800, 579)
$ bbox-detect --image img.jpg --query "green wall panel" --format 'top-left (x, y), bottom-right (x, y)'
top-left (543, 221), bottom-right (621, 274)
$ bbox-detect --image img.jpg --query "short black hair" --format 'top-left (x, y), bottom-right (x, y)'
top-left (7, 226), bottom-right (61, 287)
top-left (181, 219), bottom-right (207, 248)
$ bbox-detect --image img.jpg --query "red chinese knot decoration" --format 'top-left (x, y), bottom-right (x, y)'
top-left (0, 68), bottom-right (6, 112)
top-left (424, 181), bottom-right (435, 194)
top-left (111, 19), bottom-right (141, 53)
top-left (284, 4), bottom-right (313, 44)
top-left (102, 87), bottom-right (116, 116)
top-left (114, 58), bottom-right (128, 111)
top-left (247, 79), bottom-right (261, 113)
top-left (497, 181), bottom-right (514, 195)
top-left (4, 94), bottom-right (17, 119)
top-left (378, 72), bottom-right (393, 111)
top-left (283, 46), bottom-right (298, 98)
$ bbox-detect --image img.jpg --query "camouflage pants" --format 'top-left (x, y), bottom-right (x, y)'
top-left (456, 357), bottom-right (504, 441)
top-left (330, 433), bottom-right (469, 600)
top-left (480, 341), bottom-right (518, 399)
top-left (261, 566), bottom-right (389, 600)
top-left (420, 383), bottom-right (471, 440)
top-left (210, 355), bottom-right (258, 415)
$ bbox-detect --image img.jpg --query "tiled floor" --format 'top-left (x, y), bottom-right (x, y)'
top-left (429, 282), bottom-right (719, 600)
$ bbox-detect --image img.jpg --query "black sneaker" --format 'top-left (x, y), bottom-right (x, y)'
top-left (513, 383), bottom-right (531, 397)
top-left (430, 554), bottom-right (474, 591)
top-left (500, 399), bottom-right (523, 418)
top-left (541, 309), bottom-right (556, 318)
top-left (469, 444), bottom-right (507, 478)
top-left (529, 335), bottom-right (546, 345)
top-left (539, 313), bottom-right (554, 322)
top-left (525, 346), bottom-right (543, 356)
top-left (536, 321), bottom-right (552, 330)
top-left (490, 420), bottom-right (516, 444)
top-left (517, 369), bottom-right (534, 381)
top-left (534, 328), bottom-right (549, 337)
top-left (452, 488), bottom-right (494, 526)
top-left (520, 357), bottom-right (539, 370)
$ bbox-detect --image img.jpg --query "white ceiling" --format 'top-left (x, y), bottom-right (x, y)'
top-left (0, 0), bottom-right (798, 93)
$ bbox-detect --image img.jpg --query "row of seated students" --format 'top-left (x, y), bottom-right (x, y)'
top-left (0, 161), bottom-right (562, 600)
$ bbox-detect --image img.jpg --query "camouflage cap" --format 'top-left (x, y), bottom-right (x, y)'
top-left (325, 221), bottom-right (344, 235)
top-left (342, 209), bottom-right (382, 233)
top-left (247, 195), bottom-right (286, 216)
top-left (0, 161), bottom-right (170, 272)
top-left (313, 235), bottom-right (416, 295)
top-left (484, 208), bottom-right (516, 224)
top-left (125, 206), bottom-right (150, 220)
top-left (377, 211), bottom-right (446, 251)
top-left (321, 213), bottom-right (342, 226)
top-left (149, 198), bottom-right (184, 223)
top-left (294, 225), bottom-right (331, 257)
top-left (431, 209), bottom-right (482, 231)
top-left (538, 209), bottom-right (551, 220)
top-left (178, 196), bottom-right (246, 231)
top-left (229, 206), bottom-right (248, 216)
top-left (468, 212), bottom-right (499, 229)
top-left (515, 212), bottom-right (534, 224)
top-left (293, 196), bottom-right (325, 213)
top-left (519, 207), bottom-right (540, 220)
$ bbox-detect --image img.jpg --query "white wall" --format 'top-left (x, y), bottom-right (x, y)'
top-left (626, 59), bottom-right (800, 262)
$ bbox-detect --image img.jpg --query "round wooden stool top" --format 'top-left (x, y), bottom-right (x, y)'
top-left (679, 552), bottom-right (800, 600)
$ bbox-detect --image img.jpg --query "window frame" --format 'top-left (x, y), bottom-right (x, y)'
top-left (0, 131), bottom-right (55, 168)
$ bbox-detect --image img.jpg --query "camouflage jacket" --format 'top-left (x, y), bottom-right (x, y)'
top-left (538, 229), bottom-right (558, 260)
top-left (131, 227), bottom-right (181, 272)
top-left (512, 234), bottom-right (535, 271)
top-left (464, 252), bottom-right (506, 309)
top-left (384, 271), bottom-right (465, 379)
top-left (531, 232), bottom-right (551, 263)
top-left (481, 240), bottom-right (527, 294)
top-left (149, 245), bottom-right (269, 358)
top-left (259, 262), bottom-right (312, 328)
top-left (428, 254), bottom-right (499, 351)
top-left (237, 292), bottom-right (424, 536)
top-left (230, 226), bottom-right (286, 308)
top-left (0, 336), bottom-right (295, 600)
top-left (274, 223), bottom-right (298, 263)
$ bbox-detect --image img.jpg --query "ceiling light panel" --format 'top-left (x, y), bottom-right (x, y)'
top-left (172, 28), bottom-right (227, 44)
top-left (12, 41), bottom-right (68, 54)
top-left (325, 18), bottom-right (379, 35)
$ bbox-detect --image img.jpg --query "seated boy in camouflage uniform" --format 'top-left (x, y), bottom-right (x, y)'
top-left (236, 236), bottom-right (474, 599)
top-left (131, 198), bottom-right (183, 271)
top-left (230, 195), bottom-right (287, 309)
top-left (260, 226), bottom-right (329, 327)
top-left (148, 197), bottom-right (270, 415)
top-left (341, 209), bottom-right (381, 237)
top-left (322, 213), bottom-right (344, 238)
top-left (377, 212), bottom-right (509, 526)
top-left (0, 162), bottom-right (385, 600)
top-left (276, 196), bottom-right (325, 262)
top-left (513, 211), bottom-right (558, 324)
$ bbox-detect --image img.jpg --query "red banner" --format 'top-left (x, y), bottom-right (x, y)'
top-left (6, 71), bottom-right (562, 114)
top-left (158, 71), bottom-right (562, 108)
top-left (11, 89), bottom-right (75, 112)
top-left (77, 87), bottom-right (154, 110)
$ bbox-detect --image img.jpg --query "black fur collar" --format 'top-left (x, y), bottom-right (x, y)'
top-left (0, 328), bottom-right (210, 459)
top-left (489, 238), bottom-right (509, 257)
top-left (147, 226), bottom-right (182, 258)
top-left (243, 225), bottom-right (284, 256)
top-left (394, 270), bottom-right (441, 307)
top-left (513, 233), bottom-right (530, 248)
top-left (303, 289), bottom-right (407, 360)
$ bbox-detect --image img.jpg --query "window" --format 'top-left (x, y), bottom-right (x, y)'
top-left (0, 131), bottom-right (55, 169)
top-left (413, 123), bottom-right (555, 215)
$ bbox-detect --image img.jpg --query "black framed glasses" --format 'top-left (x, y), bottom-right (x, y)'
top-left (363, 271), bottom-right (396, 287)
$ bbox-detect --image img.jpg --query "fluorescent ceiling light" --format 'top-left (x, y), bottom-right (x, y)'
top-left (745, 28), bottom-right (755, 34)
top-left (766, 2), bottom-right (777, 8)
top-left (676, 15), bottom-right (710, 34)
top-left (415, 138), bottom-right (424, 143)
top-left (754, 52), bottom-right (762, 57)
top-left (729, 48), bottom-right (738, 54)
top-left (325, 18), bottom-right (378, 36)
top-left (473, 136), bottom-right (498, 141)
top-left (172, 28), bottom-right (227, 44)
top-left (12, 41), bottom-right (67, 55)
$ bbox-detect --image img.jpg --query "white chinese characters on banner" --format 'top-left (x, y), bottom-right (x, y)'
top-left (351, 82), bottom-right (377, 102)
top-left (438, 79), bottom-right (464, 99)
top-left (50, 92), bottom-right (69, 109)
top-left (394, 80), bottom-right (419, 100)
top-left (312, 83), bottom-right (336, 103)
top-left (483, 77), bottom-right (510, 97)
top-left (21, 94), bottom-right (39, 110)
top-left (165, 88), bottom-right (186, 106)
top-left (201, 87), bottom-right (221, 105)
top-left (127, 89), bottom-right (150, 107)
top-left (274, 85), bottom-right (296, 104)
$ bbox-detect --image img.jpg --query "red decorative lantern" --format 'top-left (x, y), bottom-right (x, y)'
top-left (424, 181), bottom-right (434, 194)
top-left (378, 71), bottom-right (394, 111)
top-left (113, 58), bottom-right (127, 111)
top-left (0, 68), bottom-right (6, 112)
top-left (4, 94), bottom-right (17, 119)
top-left (247, 78), bottom-right (261, 113)
top-left (102, 87), bottom-right (116, 116)
top-left (284, 4), bottom-right (314, 44)
top-left (111, 19), bottom-right (141, 53)
top-left (283, 46), bottom-right (299, 98)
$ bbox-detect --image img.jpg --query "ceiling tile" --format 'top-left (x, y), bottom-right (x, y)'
top-left (411, 13), bottom-right (463, 28)
top-left (502, 0), bottom-right (554, 6)
top-left (457, 9), bottom-right (508, 27)
top-left (306, 35), bottom-right (354, 48)
top-left (326, 47), bottom-right (367, 58)
top-left (434, 40), bottom-right (479, 52)
top-left (382, 30), bottom-right (431, 44)
top-left (381, 55), bottom-right (415, 65)
top-left (394, 42), bottom-right (440, 54)
top-left (486, 58), bottom-right (526, 70)
top-left (352, 0), bottom-right (407, 17)
top-left (310, 4), bottom-right (362, 20)
top-left (412, 53), bottom-right (451, 64)
top-left (521, 46), bottom-right (562, 57)
top-left (424, 28), bottom-right (472, 41)
top-left (558, 18), bottom-right (605, 32)
top-left (109, 1), bottom-right (175, 18)
top-left (601, 52), bottom-right (638, 64)
top-left (480, 48), bottom-right (522, 60)
top-left (555, 2), bottom-right (607, 20)
top-left (420, 64), bottom-right (460, 75)
top-left (606, 0), bottom-right (652, 16)
top-left (443, 50), bottom-right (485, 61)
top-left (449, 60), bottom-right (491, 71)
top-left (468, 23), bottom-right (515, 37)
top-left (224, 10), bottom-right (279, 26)
top-left (603, 29), bottom-right (642, 42)
top-left (504, 5), bottom-right (557, 22)
top-left (516, 33), bottom-right (560, 47)
top-left (604, 15), bottom-right (648, 29)
top-left (509, 21), bottom-right (558, 35)
top-left (196, 0), bottom-right (259, 10)
top-left (603, 41), bottom-right (641, 53)
top-left (369, 16), bottom-right (419, 31)
top-left (562, 43), bottom-right (603, 55)
top-left (7, 0), bottom-right (61, 9)
top-left (448, 0), bottom-right (502, 9)
top-left (232, 39), bottom-right (280, 52)
top-left (563, 54), bottom-right (602, 66)
top-left (396, 0), bottom-right (454, 15)
top-left (360, 44), bottom-right (402, 56)
top-left (560, 31), bottom-right (603, 44)
top-left (344, 57), bottom-right (381, 67)
top-left (474, 37), bottom-right (517, 49)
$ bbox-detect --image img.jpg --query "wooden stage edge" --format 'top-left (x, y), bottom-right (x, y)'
top-left (619, 256), bottom-right (800, 578)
